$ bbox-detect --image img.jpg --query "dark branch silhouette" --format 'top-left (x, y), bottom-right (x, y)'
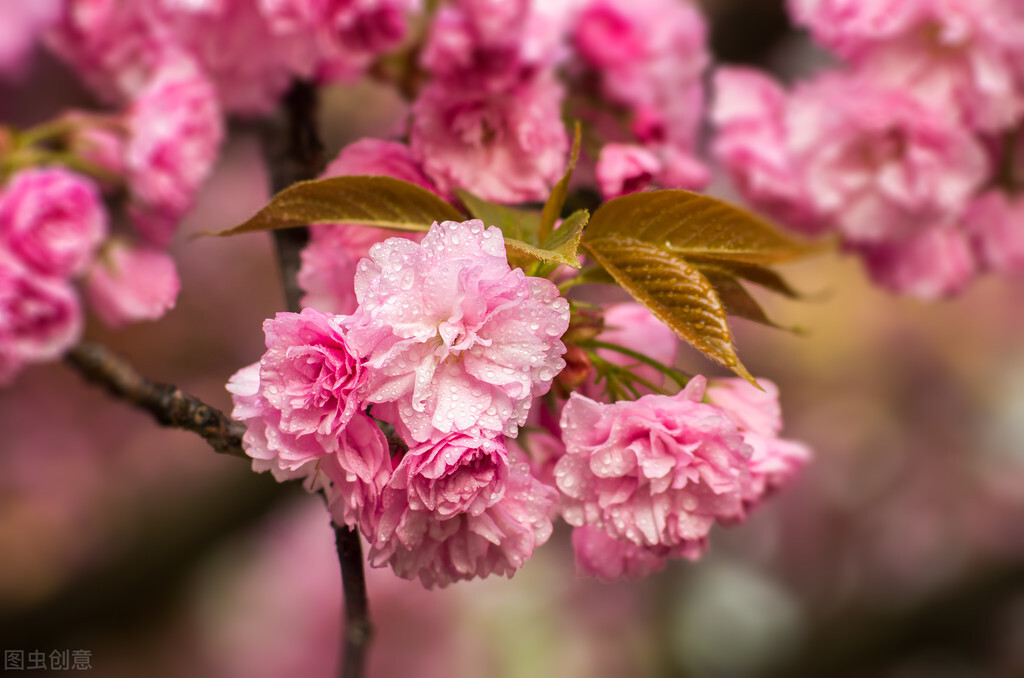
top-left (66, 340), bottom-right (246, 458)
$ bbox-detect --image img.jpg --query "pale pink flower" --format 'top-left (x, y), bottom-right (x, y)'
top-left (507, 421), bottom-right (564, 489)
top-left (226, 361), bottom-right (391, 530)
top-left (162, 0), bottom-right (320, 113)
top-left (574, 0), bottom-right (709, 181)
top-left (420, 0), bottom-right (568, 91)
top-left (386, 430), bottom-right (510, 519)
top-left (705, 378), bottom-right (811, 504)
top-left (595, 144), bottom-right (661, 199)
top-left (0, 253), bottom-right (82, 385)
top-left (409, 76), bottom-right (569, 203)
top-left (344, 220), bottom-right (570, 443)
top-left (788, 75), bottom-right (988, 244)
top-left (0, 168), bottom-right (107, 278)
top-left (573, 0), bottom-right (647, 69)
top-left (572, 525), bottom-right (695, 581)
top-left (654, 146), bottom-right (711, 191)
top-left (46, 0), bottom-right (173, 102)
top-left (228, 307), bottom-right (370, 470)
top-left (712, 67), bottom-right (828, 235)
top-left (84, 242), bottom-right (180, 327)
top-left (370, 446), bottom-right (557, 588)
top-left (49, 0), bottom-right (324, 113)
top-left (860, 226), bottom-right (977, 299)
top-left (298, 139), bottom-right (437, 315)
top-left (555, 377), bottom-right (754, 550)
top-left (788, 0), bottom-right (1024, 130)
top-left (0, 0), bottom-right (63, 78)
top-left (716, 70), bottom-right (989, 244)
top-left (125, 57), bottom-right (223, 246)
top-left (314, 0), bottom-right (416, 83)
top-left (963, 190), bottom-right (1024, 275)
top-left (260, 308), bottom-right (369, 457)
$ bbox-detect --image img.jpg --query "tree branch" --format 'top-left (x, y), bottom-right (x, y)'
top-left (259, 78), bottom-right (373, 678)
top-left (65, 340), bottom-right (246, 458)
top-left (336, 525), bottom-right (372, 678)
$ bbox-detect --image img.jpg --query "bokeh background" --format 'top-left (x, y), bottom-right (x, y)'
top-left (5, 2), bottom-right (1024, 676)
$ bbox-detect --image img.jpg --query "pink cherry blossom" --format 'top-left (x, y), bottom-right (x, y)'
top-left (298, 139), bottom-right (437, 315)
top-left (788, 74), bottom-right (988, 243)
top-left (46, 0), bottom-right (174, 103)
top-left (595, 144), bottom-right (661, 199)
top-left (572, 525), bottom-right (694, 581)
top-left (573, 0), bottom-right (709, 187)
top-left (705, 377), bottom-right (811, 503)
top-left (0, 253), bottom-right (82, 385)
top-left (712, 67), bottom-right (828, 235)
top-left (0, 168), bottom-right (107, 278)
top-left (227, 362), bottom-right (391, 530)
top-left (715, 70), bottom-right (989, 245)
top-left (314, 0), bottom-right (417, 83)
top-left (409, 75), bottom-right (569, 203)
top-left (788, 0), bottom-right (1024, 130)
top-left (370, 445), bottom-right (557, 588)
top-left (0, 0), bottom-right (63, 79)
top-left (963, 190), bottom-right (1024, 275)
top-left (387, 430), bottom-right (510, 519)
top-left (49, 0), bottom-right (322, 113)
top-left (125, 57), bottom-right (223, 246)
top-left (555, 377), bottom-right (754, 550)
top-left (228, 307), bottom-right (370, 471)
top-left (160, 0), bottom-right (320, 114)
top-left (419, 0), bottom-right (567, 92)
top-left (344, 220), bottom-right (570, 443)
top-left (84, 242), bottom-right (180, 327)
top-left (860, 226), bottom-right (977, 299)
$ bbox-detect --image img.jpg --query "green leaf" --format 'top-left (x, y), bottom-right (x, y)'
top-left (581, 235), bottom-right (755, 384)
top-left (504, 210), bottom-right (587, 271)
top-left (538, 121), bottom-right (581, 243)
top-left (215, 175), bottom-right (465, 236)
top-left (454, 190), bottom-right (585, 270)
top-left (455, 188), bottom-right (543, 245)
top-left (585, 189), bottom-right (813, 264)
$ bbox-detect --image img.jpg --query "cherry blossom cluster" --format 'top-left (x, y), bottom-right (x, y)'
top-left (0, 58), bottom-right (221, 382)
top-left (230, 219), bottom-right (568, 587)
top-left (303, 0), bottom-right (712, 227)
top-left (48, 0), bottom-right (418, 115)
top-left (231, 218), bottom-right (809, 586)
top-left (713, 0), bottom-right (1024, 298)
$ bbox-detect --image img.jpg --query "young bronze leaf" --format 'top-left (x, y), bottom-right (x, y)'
top-left (586, 190), bottom-right (813, 264)
top-left (689, 258), bottom-right (803, 298)
top-left (455, 188), bottom-right (542, 244)
top-left (581, 235), bottom-right (756, 384)
top-left (701, 270), bottom-right (794, 331)
top-left (217, 175), bottom-right (465, 236)
top-left (538, 121), bottom-right (582, 243)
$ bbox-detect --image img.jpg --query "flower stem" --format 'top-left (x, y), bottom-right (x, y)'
top-left (577, 339), bottom-right (691, 388)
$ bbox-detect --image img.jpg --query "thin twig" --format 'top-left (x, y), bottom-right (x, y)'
top-left (336, 525), bottom-right (373, 678)
top-left (259, 78), bottom-right (373, 678)
top-left (65, 341), bottom-right (246, 458)
top-left (259, 80), bottom-right (323, 311)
